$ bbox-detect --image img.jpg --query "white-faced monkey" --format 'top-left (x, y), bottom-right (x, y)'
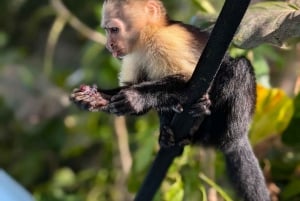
top-left (70, 0), bottom-right (270, 200)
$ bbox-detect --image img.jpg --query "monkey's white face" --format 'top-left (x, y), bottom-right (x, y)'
top-left (102, 18), bottom-right (129, 58)
top-left (101, 2), bottom-right (146, 59)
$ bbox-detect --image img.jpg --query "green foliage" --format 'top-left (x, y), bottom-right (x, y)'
top-left (282, 93), bottom-right (300, 146)
top-left (0, 0), bottom-right (300, 201)
top-left (199, 173), bottom-right (233, 201)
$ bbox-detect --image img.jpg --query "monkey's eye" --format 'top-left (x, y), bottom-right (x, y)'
top-left (110, 27), bottom-right (119, 34)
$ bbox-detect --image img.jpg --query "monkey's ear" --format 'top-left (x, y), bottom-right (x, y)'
top-left (145, 0), bottom-right (163, 20)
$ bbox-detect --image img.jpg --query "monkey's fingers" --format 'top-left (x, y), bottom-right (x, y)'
top-left (70, 94), bottom-right (105, 113)
top-left (159, 125), bottom-right (176, 148)
top-left (88, 98), bottom-right (109, 109)
top-left (109, 93), bottom-right (138, 115)
top-left (87, 103), bottom-right (103, 112)
top-left (109, 94), bottom-right (132, 114)
top-left (70, 91), bottom-right (89, 101)
top-left (188, 94), bottom-right (211, 117)
top-left (72, 97), bottom-right (104, 112)
top-left (72, 88), bottom-right (81, 93)
top-left (189, 103), bottom-right (211, 117)
top-left (70, 93), bottom-right (87, 102)
top-left (171, 104), bottom-right (184, 113)
top-left (189, 105), bottom-right (211, 117)
top-left (69, 91), bottom-right (78, 100)
top-left (108, 101), bottom-right (133, 115)
top-left (110, 93), bottom-right (127, 102)
top-left (71, 84), bottom-right (98, 96)
top-left (72, 100), bottom-right (91, 111)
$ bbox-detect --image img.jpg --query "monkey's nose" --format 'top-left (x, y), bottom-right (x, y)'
top-left (110, 43), bottom-right (117, 52)
top-left (106, 42), bottom-right (114, 51)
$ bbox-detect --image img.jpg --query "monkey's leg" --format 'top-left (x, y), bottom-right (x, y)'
top-left (222, 138), bottom-right (270, 201)
top-left (207, 57), bottom-right (270, 201)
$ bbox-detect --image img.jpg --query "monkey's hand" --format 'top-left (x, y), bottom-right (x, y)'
top-left (108, 88), bottom-right (150, 115)
top-left (108, 87), bottom-right (184, 115)
top-left (70, 84), bottom-right (110, 112)
top-left (189, 93), bottom-right (211, 117)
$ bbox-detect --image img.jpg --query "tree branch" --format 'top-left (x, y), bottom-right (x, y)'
top-left (114, 116), bottom-right (132, 176)
top-left (50, 0), bottom-right (106, 45)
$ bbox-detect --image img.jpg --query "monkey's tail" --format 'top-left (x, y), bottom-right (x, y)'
top-left (223, 138), bottom-right (271, 201)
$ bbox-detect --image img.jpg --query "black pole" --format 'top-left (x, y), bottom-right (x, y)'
top-left (134, 146), bottom-right (183, 200)
top-left (173, 0), bottom-right (251, 141)
top-left (134, 1), bottom-right (251, 200)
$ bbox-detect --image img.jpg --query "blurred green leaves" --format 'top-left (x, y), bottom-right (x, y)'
top-left (282, 93), bottom-right (300, 146)
top-left (0, 0), bottom-right (300, 201)
top-left (0, 32), bottom-right (8, 48)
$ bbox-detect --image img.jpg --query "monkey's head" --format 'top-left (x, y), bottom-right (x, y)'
top-left (101, 0), bottom-right (167, 58)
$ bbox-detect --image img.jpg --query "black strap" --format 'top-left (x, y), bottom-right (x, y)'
top-left (134, 1), bottom-right (251, 200)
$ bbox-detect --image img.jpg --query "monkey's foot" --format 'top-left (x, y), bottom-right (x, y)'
top-left (159, 126), bottom-right (175, 148)
top-left (159, 125), bottom-right (192, 148)
top-left (189, 93), bottom-right (211, 117)
top-left (70, 84), bottom-right (109, 112)
top-left (177, 138), bottom-right (192, 147)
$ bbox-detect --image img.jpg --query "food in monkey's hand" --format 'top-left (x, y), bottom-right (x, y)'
top-left (70, 84), bottom-right (109, 112)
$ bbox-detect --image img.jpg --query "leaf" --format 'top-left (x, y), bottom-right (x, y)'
top-left (233, 1), bottom-right (300, 48)
top-left (164, 176), bottom-right (184, 201)
top-left (250, 85), bottom-right (293, 145)
top-left (282, 93), bottom-right (300, 146)
top-left (190, 13), bottom-right (216, 30)
top-left (281, 179), bottom-right (300, 201)
top-left (133, 132), bottom-right (156, 172)
top-left (52, 168), bottom-right (76, 188)
top-left (199, 173), bottom-right (233, 201)
top-left (191, 0), bottom-right (216, 14)
top-left (251, 48), bottom-right (271, 86)
top-left (0, 31), bottom-right (8, 48)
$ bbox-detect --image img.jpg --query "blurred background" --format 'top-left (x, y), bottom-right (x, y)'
top-left (0, 0), bottom-right (299, 200)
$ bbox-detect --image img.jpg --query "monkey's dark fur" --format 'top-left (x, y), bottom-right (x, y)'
top-left (71, 19), bottom-right (270, 201)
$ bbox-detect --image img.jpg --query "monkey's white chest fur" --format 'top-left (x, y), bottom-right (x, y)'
top-left (118, 25), bottom-right (201, 86)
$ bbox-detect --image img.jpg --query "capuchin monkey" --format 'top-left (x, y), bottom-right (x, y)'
top-left (70, 0), bottom-right (270, 200)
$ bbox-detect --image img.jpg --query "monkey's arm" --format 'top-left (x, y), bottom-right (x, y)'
top-left (108, 75), bottom-right (211, 116)
top-left (69, 75), bottom-right (211, 116)
top-left (107, 75), bottom-right (186, 115)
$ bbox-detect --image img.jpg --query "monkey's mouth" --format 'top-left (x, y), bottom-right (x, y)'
top-left (112, 49), bottom-right (126, 58)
